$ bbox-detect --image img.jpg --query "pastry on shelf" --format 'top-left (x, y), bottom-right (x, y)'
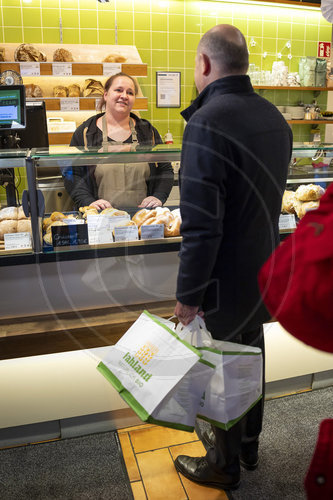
top-left (102, 54), bottom-right (127, 63)
top-left (0, 206), bottom-right (18, 221)
top-left (53, 86), bottom-right (68, 97)
top-left (17, 219), bottom-right (31, 233)
top-left (295, 183), bottom-right (325, 202)
top-left (281, 190), bottom-right (296, 214)
top-left (68, 84), bottom-right (80, 97)
top-left (53, 48), bottom-right (74, 62)
top-left (100, 207), bottom-right (129, 217)
top-left (0, 220), bottom-right (17, 240)
top-left (82, 79), bottom-right (104, 97)
top-left (14, 43), bottom-right (46, 62)
top-left (25, 83), bottom-right (43, 98)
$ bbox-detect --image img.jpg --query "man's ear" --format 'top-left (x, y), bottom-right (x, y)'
top-left (201, 53), bottom-right (211, 76)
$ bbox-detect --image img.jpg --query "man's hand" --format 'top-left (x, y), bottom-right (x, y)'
top-left (138, 196), bottom-right (162, 208)
top-left (174, 301), bottom-right (201, 326)
top-left (89, 199), bottom-right (111, 210)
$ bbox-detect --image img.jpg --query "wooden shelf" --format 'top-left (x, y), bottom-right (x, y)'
top-left (254, 86), bottom-right (332, 91)
top-left (0, 62), bottom-right (147, 77)
top-left (36, 96), bottom-right (148, 111)
top-left (287, 120), bottom-right (333, 124)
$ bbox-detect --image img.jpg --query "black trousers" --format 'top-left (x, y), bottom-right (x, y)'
top-left (204, 325), bottom-right (265, 474)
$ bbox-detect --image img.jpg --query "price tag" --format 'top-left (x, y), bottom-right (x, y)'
top-left (103, 63), bottom-right (122, 76)
top-left (60, 97), bottom-right (80, 111)
top-left (114, 225), bottom-right (139, 242)
top-left (87, 214), bottom-right (114, 244)
top-left (19, 62), bottom-right (40, 76)
top-left (51, 224), bottom-right (88, 247)
top-left (63, 218), bottom-right (85, 225)
top-left (140, 224), bottom-right (164, 240)
top-left (4, 232), bottom-right (32, 250)
top-left (52, 62), bottom-right (72, 76)
top-left (279, 214), bottom-right (297, 232)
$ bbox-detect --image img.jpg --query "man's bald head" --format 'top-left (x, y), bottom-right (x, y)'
top-left (198, 24), bottom-right (249, 77)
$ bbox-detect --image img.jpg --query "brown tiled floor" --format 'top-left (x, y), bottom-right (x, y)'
top-left (118, 424), bottom-right (229, 500)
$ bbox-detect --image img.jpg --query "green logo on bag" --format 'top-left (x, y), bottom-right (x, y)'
top-left (123, 352), bottom-right (153, 382)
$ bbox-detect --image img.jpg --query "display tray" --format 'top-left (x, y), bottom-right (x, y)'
top-left (0, 246), bottom-right (33, 256)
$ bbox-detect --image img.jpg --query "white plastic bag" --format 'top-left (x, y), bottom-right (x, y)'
top-left (176, 316), bottom-right (263, 430)
top-left (97, 310), bottom-right (213, 431)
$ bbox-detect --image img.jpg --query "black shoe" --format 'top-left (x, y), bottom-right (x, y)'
top-left (174, 455), bottom-right (240, 490)
top-left (201, 428), bottom-right (259, 471)
top-left (240, 450), bottom-right (259, 471)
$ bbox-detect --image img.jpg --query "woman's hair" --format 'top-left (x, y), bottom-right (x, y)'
top-left (97, 72), bottom-right (138, 111)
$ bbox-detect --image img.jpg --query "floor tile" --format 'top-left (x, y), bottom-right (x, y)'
top-left (131, 481), bottom-right (147, 500)
top-left (136, 448), bottom-right (187, 500)
top-left (119, 423), bottom-right (154, 434)
top-left (129, 425), bottom-right (198, 453)
top-left (118, 432), bottom-right (141, 482)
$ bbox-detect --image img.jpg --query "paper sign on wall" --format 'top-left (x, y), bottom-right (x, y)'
top-left (318, 42), bottom-right (331, 59)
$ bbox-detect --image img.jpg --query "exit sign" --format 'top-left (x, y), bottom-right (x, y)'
top-left (318, 42), bottom-right (331, 58)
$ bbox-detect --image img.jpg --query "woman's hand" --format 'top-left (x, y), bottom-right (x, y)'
top-left (89, 199), bottom-right (111, 210)
top-left (138, 196), bottom-right (162, 208)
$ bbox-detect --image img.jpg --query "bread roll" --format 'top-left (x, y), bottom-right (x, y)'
top-left (53, 86), bottom-right (68, 97)
top-left (68, 84), bottom-right (80, 97)
top-left (295, 184), bottom-right (325, 202)
top-left (298, 200), bottom-right (320, 219)
top-left (0, 220), bottom-right (17, 240)
top-left (53, 48), bottom-right (74, 62)
top-left (102, 54), bottom-right (126, 63)
top-left (100, 207), bottom-right (129, 217)
top-left (50, 211), bottom-right (66, 221)
top-left (281, 190), bottom-right (296, 214)
top-left (25, 83), bottom-right (43, 97)
top-left (17, 206), bottom-right (28, 220)
top-left (17, 219), bottom-right (31, 233)
top-left (43, 232), bottom-right (53, 246)
top-left (132, 209), bottom-right (158, 227)
top-left (0, 206), bottom-right (18, 221)
top-left (165, 217), bottom-right (181, 237)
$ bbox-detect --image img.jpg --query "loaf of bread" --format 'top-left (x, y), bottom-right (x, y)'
top-left (0, 206), bottom-right (18, 221)
top-left (102, 54), bottom-right (126, 63)
top-left (53, 48), bottom-right (74, 62)
top-left (53, 86), bottom-right (68, 97)
top-left (132, 208), bottom-right (157, 227)
top-left (82, 79), bottom-right (104, 97)
top-left (68, 84), bottom-right (80, 97)
top-left (14, 44), bottom-right (46, 62)
top-left (281, 190), bottom-right (296, 214)
top-left (17, 206), bottom-right (28, 220)
top-left (295, 184), bottom-right (325, 202)
top-left (25, 83), bottom-right (43, 98)
top-left (0, 220), bottom-right (17, 240)
top-left (17, 219), bottom-right (31, 233)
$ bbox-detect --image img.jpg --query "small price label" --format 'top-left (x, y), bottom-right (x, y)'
top-left (52, 62), bottom-right (72, 76)
top-left (114, 225), bottom-right (138, 242)
top-left (279, 214), bottom-right (297, 232)
top-left (19, 62), bottom-right (40, 76)
top-left (87, 214), bottom-right (113, 244)
top-left (103, 63), bottom-right (122, 76)
top-left (4, 232), bottom-right (32, 250)
top-left (140, 224), bottom-right (164, 240)
top-left (60, 97), bottom-right (80, 111)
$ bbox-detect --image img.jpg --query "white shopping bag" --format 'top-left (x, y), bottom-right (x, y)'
top-left (97, 310), bottom-right (213, 431)
top-left (176, 317), bottom-right (263, 431)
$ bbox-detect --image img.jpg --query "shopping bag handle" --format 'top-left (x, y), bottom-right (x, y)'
top-left (175, 316), bottom-right (213, 347)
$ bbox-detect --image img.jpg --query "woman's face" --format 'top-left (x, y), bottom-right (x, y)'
top-left (104, 76), bottom-right (136, 115)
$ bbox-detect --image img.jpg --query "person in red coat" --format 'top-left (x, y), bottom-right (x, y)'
top-left (258, 183), bottom-right (333, 500)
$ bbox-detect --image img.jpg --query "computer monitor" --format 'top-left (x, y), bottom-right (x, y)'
top-left (0, 85), bottom-right (26, 130)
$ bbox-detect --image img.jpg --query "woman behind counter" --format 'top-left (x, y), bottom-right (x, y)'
top-left (64, 72), bottom-right (174, 211)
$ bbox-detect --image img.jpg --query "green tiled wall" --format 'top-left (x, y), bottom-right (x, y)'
top-left (1, 0), bottom-right (331, 142)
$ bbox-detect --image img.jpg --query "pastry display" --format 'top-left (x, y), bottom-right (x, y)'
top-left (14, 44), bottom-right (46, 62)
top-left (132, 207), bottom-right (181, 238)
top-left (295, 183), bottom-right (325, 202)
top-left (25, 83), bottom-right (43, 98)
top-left (82, 79), bottom-right (104, 97)
top-left (281, 190), bottom-right (296, 214)
top-left (102, 54), bottom-right (127, 63)
top-left (68, 84), bottom-right (81, 97)
top-left (53, 86), bottom-right (68, 97)
top-left (53, 48), bottom-right (74, 62)
top-left (0, 206), bottom-right (18, 221)
top-left (17, 219), bottom-right (31, 233)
